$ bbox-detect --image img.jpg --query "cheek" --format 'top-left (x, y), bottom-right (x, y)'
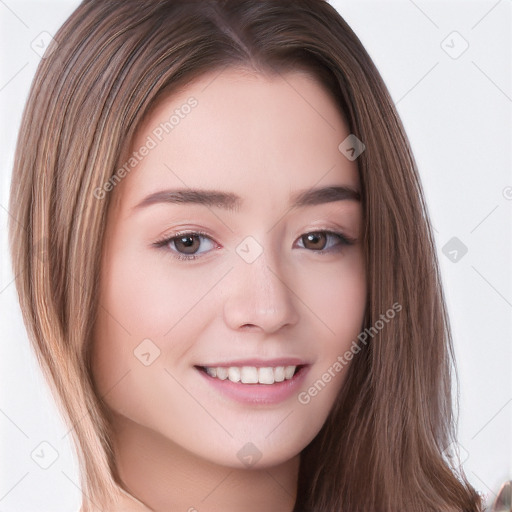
top-left (91, 247), bottom-right (230, 389)
top-left (294, 250), bottom-right (366, 407)
top-left (98, 245), bottom-right (228, 338)
top-left (299, 250), bottom-right (366, 342)
top-left (90, 250), bottom-right (214, 422)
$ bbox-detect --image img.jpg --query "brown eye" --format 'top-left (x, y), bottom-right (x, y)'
top-left (297, 230), bottom-right (354, 253)
top-left (301, 232), bottom-right (328, 250)
top-left (174, 234), bottom-right (201, 254)
top-left (153, 231), bottom-right (218, 260)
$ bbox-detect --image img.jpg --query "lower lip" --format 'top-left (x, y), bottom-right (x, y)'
top-left (196, 366), bottom-right (310, 405)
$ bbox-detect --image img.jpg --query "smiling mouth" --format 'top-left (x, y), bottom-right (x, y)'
top-left (195, 365), bottom-right (305, 385)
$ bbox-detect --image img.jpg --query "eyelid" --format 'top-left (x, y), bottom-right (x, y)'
top-left (294, 229), bottom-right (356, 251)
top-left (152, 229), bottom-right (219, 261)
top-left (152, 227), bottom-right (357, 262)
top-left (153, 229), bottom-right (214, 248)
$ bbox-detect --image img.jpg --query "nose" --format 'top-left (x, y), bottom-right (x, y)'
top-left (222, 249), bottom-right (300, 334)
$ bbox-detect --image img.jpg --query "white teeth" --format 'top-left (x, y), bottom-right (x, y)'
top-left (228, 367), bottom-right (241, 382)
top-left (274, 366), bottom-right (285, 382)
top-left (216, 367), bottom-right (228, 380)
top-left (205, 367), bottom-right (217, 378)
top-left (203, 365), bottom-right (298, 384)
top-left (241, 366), bottom-right (259, 384)
top-left (258, 367), bottom-right (274, 385)
top-left (284, 365), bottom-right (295, 379)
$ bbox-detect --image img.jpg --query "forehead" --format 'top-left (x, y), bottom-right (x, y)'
top-left (114, 67), bottom-right (359, 212)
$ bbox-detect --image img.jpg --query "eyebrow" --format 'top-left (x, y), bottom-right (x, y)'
top-left (132, 185), bottom-right (361, 212)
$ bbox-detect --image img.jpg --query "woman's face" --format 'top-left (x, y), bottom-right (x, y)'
top-left (92, 67), bottom-right (366, 470)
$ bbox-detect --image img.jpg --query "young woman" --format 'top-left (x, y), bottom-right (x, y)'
top-left (8, 1), bottom-right (483, 510)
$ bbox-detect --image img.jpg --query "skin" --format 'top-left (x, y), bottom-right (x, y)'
top-left (89, 67), bottom-right (366, 512)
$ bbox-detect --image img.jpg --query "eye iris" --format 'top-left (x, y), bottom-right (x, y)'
top-left (175, 235), bottom-right (200, 254)
top-left (303, 232), bottom-right (326, 250)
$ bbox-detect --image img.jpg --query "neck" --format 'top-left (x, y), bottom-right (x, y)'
top-left (95, 413), bottom-right (300, 512)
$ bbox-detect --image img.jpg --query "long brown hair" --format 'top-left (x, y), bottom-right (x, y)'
top-left (8, 1), bottom-right (482, 510)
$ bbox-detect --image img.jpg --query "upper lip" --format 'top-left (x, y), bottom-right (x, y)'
top-left (197, 357), bottom-right (309, 368)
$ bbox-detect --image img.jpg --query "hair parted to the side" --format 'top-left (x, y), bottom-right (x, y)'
top-left (8, 1), bottom-right (482, 510)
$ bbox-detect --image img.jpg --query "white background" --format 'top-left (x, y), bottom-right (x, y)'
top-left (0, 1), bottom-right (511, 511)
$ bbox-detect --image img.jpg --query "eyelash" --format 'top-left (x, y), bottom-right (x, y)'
top-left (153, 229), bottom-right (356, 262)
